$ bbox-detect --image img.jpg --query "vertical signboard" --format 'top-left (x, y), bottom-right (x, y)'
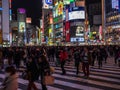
top-left (0, 14), bottom-right (2, 44)
top-left (2, 0), bottom-right (10, 42)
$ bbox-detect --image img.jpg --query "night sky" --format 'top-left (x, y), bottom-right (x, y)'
top-left (12, 0), bottom-right (42, 27)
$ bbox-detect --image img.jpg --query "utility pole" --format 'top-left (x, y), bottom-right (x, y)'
top-left (102, 0), bottom-right (106, 45)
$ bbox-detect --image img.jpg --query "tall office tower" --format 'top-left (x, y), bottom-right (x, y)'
top-left (17, 8), bottom-right (26, 46)
top-left (2, 0), bottom-right (10, 46)
top-left (105, 0), bottom-right (120, 44)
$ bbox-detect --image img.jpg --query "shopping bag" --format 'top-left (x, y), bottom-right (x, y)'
top-left (22, 71), bottom-right (31, 80)
top-left (44, 75), bottom-right (54, 85)
top-left (3, 59), bottom-right (8, 65)
top-left (20, 60), bottom-right (24, 67)
top-left (50, 66), bottom-right (55, 73)
top-left (79, 63), bottom-right (82, 72)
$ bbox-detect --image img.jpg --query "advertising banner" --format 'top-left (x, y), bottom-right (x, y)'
top-left (19, 22), bottom-right (25, 32)
top-left (70, 25), bottom-right (85, 42)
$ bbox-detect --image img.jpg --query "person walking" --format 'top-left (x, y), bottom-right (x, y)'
top-left (38, 55), bottom-right (50, 90)
top-left (59, 49), bottom-right (68, 75)
top-left (0, 66), bottom-right (18, 90)
top-left (26, 56), bottom-right (39, 90)
top-left (74, 49), bottom-right (81, 75)
top-left (81, 47), bottom-right (91, 78)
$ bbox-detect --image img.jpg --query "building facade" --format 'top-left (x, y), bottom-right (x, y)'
top-left (105, 0), bottom-right (120, 44)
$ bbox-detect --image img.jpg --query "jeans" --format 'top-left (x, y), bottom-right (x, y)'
top-left (82, 62), bottom-right (89, 77)
top-left (61, 60), bottom-right (66, 74)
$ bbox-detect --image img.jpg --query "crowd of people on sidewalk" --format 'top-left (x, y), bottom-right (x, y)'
top-left (0, 45), bottom-right (120, 90)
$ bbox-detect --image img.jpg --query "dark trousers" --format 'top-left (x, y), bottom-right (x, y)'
top-left (92, 58), bottom-right (95, 66)
top-left (27, 81), bottom-right (38, 90)
top-left (61, 60), bottom-right (66, 74)
top-left (114, 57), bottom-right (117, 64)
top-left (8, 57), bottom-right (12, 65)
top-left (98, 59), bottom-right (102, 68)
top-left (41, 74), bottom-right (47, 90)
top-left (82, 62), bottom-right (89, 77)
top-left (75, 60), bottom-right (80, 75)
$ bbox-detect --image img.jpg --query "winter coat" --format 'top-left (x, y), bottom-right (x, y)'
top-left (59, 51), bottom-right (68, 61)
top-left (26, 60), bottom-right (39, 82)
top-left (2, 74), bottom-right (18, 90)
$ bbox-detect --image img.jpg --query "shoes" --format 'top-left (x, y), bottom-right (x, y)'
top-left (61, 72), bottom-right (66, 75)
top-left (83, 75), bottom-right (89, 79)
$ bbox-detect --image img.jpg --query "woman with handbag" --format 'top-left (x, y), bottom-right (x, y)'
top-left (26, 56), bottom-right (39, 90)
top-left (38, 55), bottom-right (51, 90)
top-left (0, 66), bottom-right (18, 90)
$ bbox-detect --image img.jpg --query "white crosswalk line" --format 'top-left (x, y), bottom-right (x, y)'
top-left (0, 74), bottom-right (63, 90)
top-left (55, 70), bottom-right (120, 83)
top-left (55, 66), bottom-right (120, 78)
top-left (53, 74), bottom-right (120, 89)
top-left (54, 79), bottom-right (102, 90)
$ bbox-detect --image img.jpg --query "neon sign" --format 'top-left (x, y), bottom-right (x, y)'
top-left (46, 0), bottom-right (52, 5)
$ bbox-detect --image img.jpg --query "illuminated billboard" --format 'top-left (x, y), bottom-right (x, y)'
top-left (26, 18), bottom-right (32, 23)
top-left (19, 22), bottom-right (25, 32)
top-left (68, 7), bottom-right (85, 20)
top-left (112, 0), bottom-right (119, 9)
top-left (53, 1), bottom-right (63, 18)
top-left (63, 0), bottom-right (70, 5)
top-left (69, 11), bottom-right (85, 20)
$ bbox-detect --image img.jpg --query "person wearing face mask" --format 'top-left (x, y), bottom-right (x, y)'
top-left (0, 66), bottom-right (18, 90)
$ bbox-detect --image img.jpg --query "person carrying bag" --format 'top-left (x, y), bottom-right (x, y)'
top-left (38, 55), bottom-right (54, 90)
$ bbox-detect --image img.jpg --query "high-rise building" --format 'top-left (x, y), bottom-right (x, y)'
top-left (2, 0), bottom-right (10, 46)
top-left (105, 0), bottom-right (120, 44)
top-left (17, 8), bottom-right (26, 46)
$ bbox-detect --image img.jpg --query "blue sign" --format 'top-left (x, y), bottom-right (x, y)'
top-left (69, 7), bottom-right (85, 12)
top-left (119, 0), bottom-right (120, 12)
top-left (46, 0), bottom-right (52, 5)
top-left (0, 8), bottom-right (3, 11)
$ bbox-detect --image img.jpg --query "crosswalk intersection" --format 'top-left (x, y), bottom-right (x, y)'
top-left (0, 59), bottom-right (120, 90)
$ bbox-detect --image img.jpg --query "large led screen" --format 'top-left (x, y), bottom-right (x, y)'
top-left (70, 26), bottom-right (84, 37)
top-left (112, 0), bottom-right (119, 9)
top-left (69, 11), bottom-right (85, 20)
top-left (19, 22), bottom-right (25, 32)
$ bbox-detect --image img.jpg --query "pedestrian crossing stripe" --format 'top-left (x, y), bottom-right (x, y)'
top-left (0, 64), bottom-right (120, 90)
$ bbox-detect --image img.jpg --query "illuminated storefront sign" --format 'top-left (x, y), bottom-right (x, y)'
top-left (99, 26), bottom-right (102, 40)
top-left (26, 18), bottom-right (31, 23)
top-left (71, 37), bottom-right (84, 42)
top-left (75, 1), bottom-right (85, 7)
top-left (53, 15), bottom-right (62, 23)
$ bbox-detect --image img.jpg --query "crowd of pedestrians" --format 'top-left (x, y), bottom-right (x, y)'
top-left (0, 45), bottom-right (120, 90)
